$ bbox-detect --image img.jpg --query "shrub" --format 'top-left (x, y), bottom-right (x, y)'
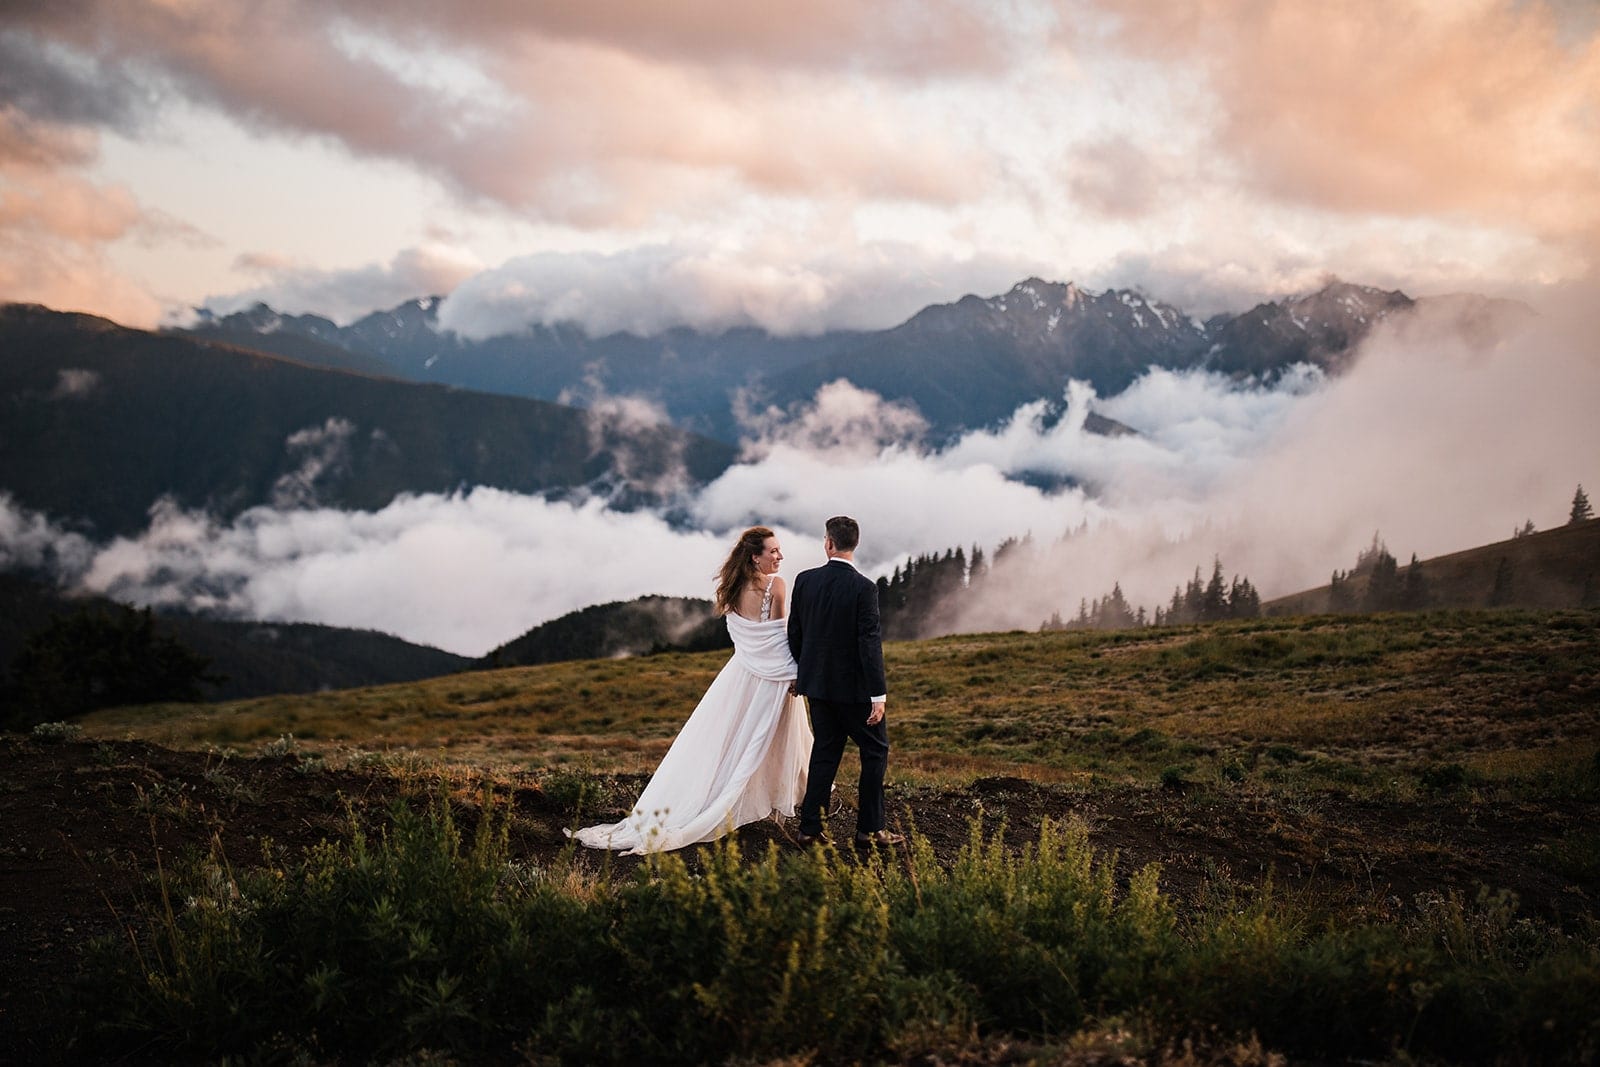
top-left (62, 804), bottom-right (1600, 1065)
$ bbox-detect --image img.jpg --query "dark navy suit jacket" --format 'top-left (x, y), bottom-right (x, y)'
top-left (787, 559), bottom-right (886, 704)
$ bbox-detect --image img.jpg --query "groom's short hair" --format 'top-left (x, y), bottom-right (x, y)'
top-left (825, 515), bottom-right (860, 552)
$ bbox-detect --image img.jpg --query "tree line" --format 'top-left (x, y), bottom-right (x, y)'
top-left (2, 606), bottom-right (218, 731)
top-left (874, 534), bottom-right (1263, 639)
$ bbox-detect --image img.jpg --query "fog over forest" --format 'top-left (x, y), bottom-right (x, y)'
top-left (2, 286), bottom-right (1593, 658)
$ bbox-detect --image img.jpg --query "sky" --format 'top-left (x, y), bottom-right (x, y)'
top-left (2, 1), bottom-right (1599, 656)
top-left (2, 0), bottom-right (1598, 334)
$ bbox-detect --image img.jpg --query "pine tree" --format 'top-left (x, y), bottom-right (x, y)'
top-left (1184, 568), bottom-right (1205, 621)
top-left (1354, 531), bottom-right (1387, 574)
top-left (1201, 559), bottom-right (1228, 622)
top-left (6, 607), bottom-right (217, 730)
top-left (1489, 556), bottom-right (1514, 607)
top-left (1399, 553), bottom-right (1429, 611)
top-left (1328, 569), bottom-right (1355, 613)
top-left (1228, 576), bottom-right (1261, 618)
top-left (1363, 547), bottom-right (1401, 612)
top-left (1571, 485), bottom-right (1594, 525)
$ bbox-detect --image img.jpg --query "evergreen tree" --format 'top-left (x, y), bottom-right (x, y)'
top-left (6, 607), bottom-right (217, 730)
top-left (1201, 559), bottom-right (1228, 622)
top-left (1363, 546), bottom-right (1401, 612)
top-left (1399, 553), bottom-right (1430, 611)
top-left (1184, 568), bottom-right (1205, 622)
top-left (1513, 520), bottom-right (1535, 538)
top-left (1354, 531), bottom-right (1387, 574)
top-left (1571, 485), bottom-right (1594, 525)
top-left (1489, 557), bottom-right (1515, 607)
top-left (1102, 582), bottom-right (1136, 628)
top-left (1328, 569), bottom-right (1355, 613)
top-left (1227, 577), bottom-right (1261, 619)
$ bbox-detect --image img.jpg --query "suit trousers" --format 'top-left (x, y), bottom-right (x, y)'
top-left (798, 697), bottom-right (889, 836)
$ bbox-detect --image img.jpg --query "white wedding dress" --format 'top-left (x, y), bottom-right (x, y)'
top-left (567, 591), bottom-right (812, 855)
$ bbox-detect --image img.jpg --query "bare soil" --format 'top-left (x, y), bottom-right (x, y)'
top-left (2, 737), bottom-right (1595, 1061)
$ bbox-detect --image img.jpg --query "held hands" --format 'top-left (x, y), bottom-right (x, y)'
top-left (866, 700), bottom-right (885, 726)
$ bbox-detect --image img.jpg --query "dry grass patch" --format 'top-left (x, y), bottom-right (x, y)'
top-left (79, 609), bottom-right (1600, 803)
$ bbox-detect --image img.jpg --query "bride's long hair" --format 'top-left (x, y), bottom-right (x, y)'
top-left (714, 526), bottom-right (775, 616)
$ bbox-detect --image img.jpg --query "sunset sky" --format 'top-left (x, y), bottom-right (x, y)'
top-left (4, 0), bottom-right (1598, 335)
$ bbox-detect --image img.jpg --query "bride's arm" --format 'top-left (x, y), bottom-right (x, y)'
top-left (770, 575), bottom-right (788, 620)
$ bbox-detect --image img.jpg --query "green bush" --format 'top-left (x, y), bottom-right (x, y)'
top-left (63, 801), bottom-right (1600, 1065)
top-left (889, 819), bottom-right (1173, 1036)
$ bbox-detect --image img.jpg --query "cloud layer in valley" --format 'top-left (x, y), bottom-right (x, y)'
top-left (6, 294), bottom-right (1593, 657)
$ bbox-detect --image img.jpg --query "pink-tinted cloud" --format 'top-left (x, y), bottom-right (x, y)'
top-left (202, 245), bottom-right (482, 324)
top-left (0, 114), bottom-right (162, 324)
top-left (1101, 0), bottom-right (1600, 243)
top-left (1065, 136), bottom-right (1170, 220)
top-left (341, 0), bottom-right (1017, 80)
top-left (3, 2), bottom-right (1009, 226)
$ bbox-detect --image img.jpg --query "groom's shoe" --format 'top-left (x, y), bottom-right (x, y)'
top-left (793, 830), bottom-right (830, 848)
top-left (854, 829), bottom-right (905, 849)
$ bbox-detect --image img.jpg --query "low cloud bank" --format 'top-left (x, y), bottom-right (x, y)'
top-left (3, 294), bottom-right (1594, 655)
top-left (435, 244), bottom-right (1036, 339)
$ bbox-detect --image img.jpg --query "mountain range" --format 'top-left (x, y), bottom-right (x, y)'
top-left (0, 275), bottom-right (1545, 706)
top-left (186, 278), bottom-right (1521, 444)
top-left (5, 276), bottom-right (1509, 540)
top-left (0, 303), bottom-right (733, 537)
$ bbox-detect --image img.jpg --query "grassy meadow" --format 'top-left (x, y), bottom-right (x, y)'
top-left (85, 607), bottom-right (1600, 799)
top-left (26, 607), bottom-right (1596, 1064)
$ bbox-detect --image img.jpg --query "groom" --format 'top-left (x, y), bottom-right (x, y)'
top-left (787, 516), bottom-right (904, 848)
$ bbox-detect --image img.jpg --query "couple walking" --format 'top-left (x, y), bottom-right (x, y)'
top-left (569, 516), bottom-right (903, 854)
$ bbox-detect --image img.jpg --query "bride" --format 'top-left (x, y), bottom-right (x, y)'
top-left (567, 526), bottom-right (812, 854)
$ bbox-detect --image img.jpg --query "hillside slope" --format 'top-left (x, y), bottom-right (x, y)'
top-left (0, 304), bottom-right (735, 536)
top-left (1265, 520), bottom-right (1600, 615)
top-left (482, 595), bottom-right (731, 667)
top-left (0, 573), bottom-right (470, 703)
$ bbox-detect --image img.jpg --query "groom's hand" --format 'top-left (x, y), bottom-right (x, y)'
top-left (866, 700), bottom-right (885, 726)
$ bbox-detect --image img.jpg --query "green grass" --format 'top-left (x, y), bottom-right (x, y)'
top-left (84, 608), bottom-right (1600, 799)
